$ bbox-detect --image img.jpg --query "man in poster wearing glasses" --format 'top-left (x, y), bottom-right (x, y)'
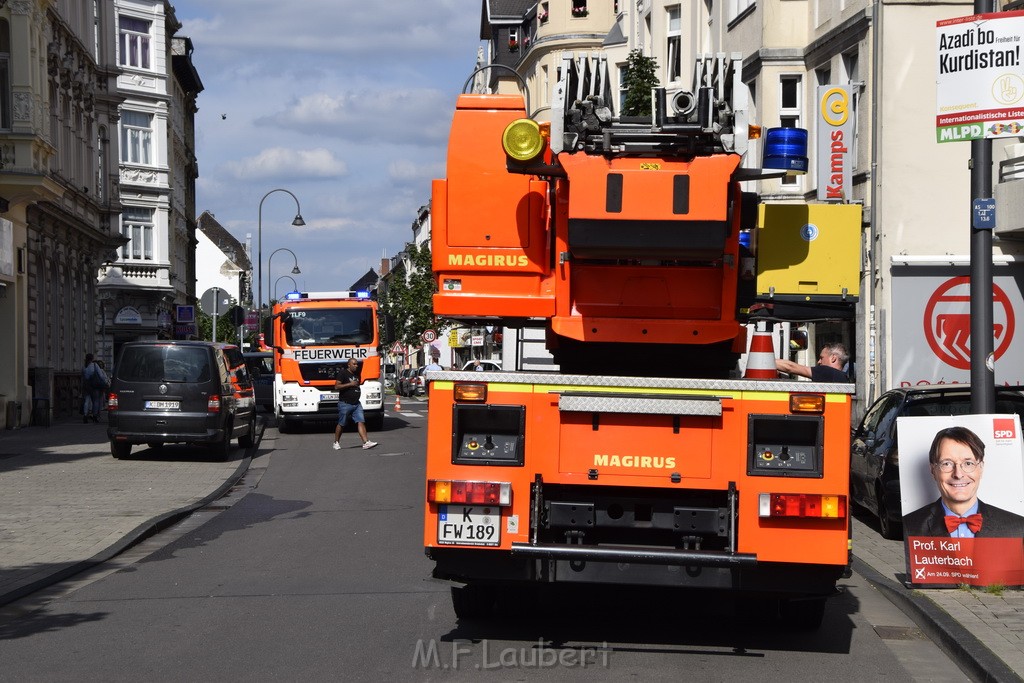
top-left (903, 425), bottom-right (1024, 538)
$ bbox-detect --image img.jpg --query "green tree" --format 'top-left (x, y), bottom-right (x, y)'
top-left (197, 306), bottom-right (240, 343)
top-left (379, 243), bottom-right (446, 347)
top-left (621, 49), bottom-right (659, 117)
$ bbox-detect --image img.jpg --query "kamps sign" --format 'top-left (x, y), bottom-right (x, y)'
top-left (816, 85), bottom-right (853, 202)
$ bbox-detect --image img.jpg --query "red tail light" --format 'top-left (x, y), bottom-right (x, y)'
top-left (427, 479), bottom-right (511, 506)
top-left (758, 493), bottom-right (846, 519)
top-left (107, 393), bottom-right (118, 411)
top-left (208, 395), bottom-right (221, 412)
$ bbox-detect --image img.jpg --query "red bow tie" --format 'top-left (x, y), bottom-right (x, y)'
top-left (944, 513), bottom-right (983, 534)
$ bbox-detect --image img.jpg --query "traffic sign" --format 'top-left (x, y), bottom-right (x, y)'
top-left (422, 329), bottom-right (438, 343)
top-left (391, 342), bottom-right (405, 355)
top-left (199, 287), bottom-right (232, 315)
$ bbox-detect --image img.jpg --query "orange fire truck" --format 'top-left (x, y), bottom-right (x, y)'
top-left (423, 53), bottom-right (859, 629)
top-left (264, 290), bottom-right (384, 432)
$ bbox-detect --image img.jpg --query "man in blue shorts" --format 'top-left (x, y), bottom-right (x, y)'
top-left (333, 358), bottom-right (377, 450)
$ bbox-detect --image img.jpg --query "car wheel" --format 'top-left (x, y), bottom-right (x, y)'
top-left (876, 484), bottom-right (902, 540)
top-left (111, 440), bottom-right (131, 459)
top-left (239, 413), bottom-right (256, 448)
top-left (212, 423), bottom-right (232, 461)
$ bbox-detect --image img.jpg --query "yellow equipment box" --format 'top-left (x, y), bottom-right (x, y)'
top-left (756, 203), bottom-right (861, 302)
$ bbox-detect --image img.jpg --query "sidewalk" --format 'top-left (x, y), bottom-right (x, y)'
top-left (0, 415), bottom-right (250, 607)
top-left (852, 515), bottom-right (1024, 681)
top-left (0, 415), bottom-right (1021, 680)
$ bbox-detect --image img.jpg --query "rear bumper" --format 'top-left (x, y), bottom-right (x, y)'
top-left (428, 546), bottom-right (843, 597)
top-left (107, 426), bottom-right (226, 444)
top-left (107, 410), bottom-right (228, 444)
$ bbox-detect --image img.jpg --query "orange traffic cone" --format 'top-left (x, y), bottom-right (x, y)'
top-left (394, 394), bottom-right (402, 412)
top-left (744, 324), bottom-right (778, 379)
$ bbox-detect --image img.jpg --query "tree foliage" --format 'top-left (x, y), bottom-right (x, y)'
top-left (621, 50), bottom-right (660, 117)
top-left (379, 243), bottom-right (445, 348)
top-left (197, 307), bottom-right (240, 344)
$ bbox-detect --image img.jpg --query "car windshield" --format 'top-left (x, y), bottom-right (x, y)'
top-left (117, 346), bottom-right (211, 383)
top-left (283, 308), bottom-right (374, 346)
top-left (904, 394), bottom-right (1024, 417)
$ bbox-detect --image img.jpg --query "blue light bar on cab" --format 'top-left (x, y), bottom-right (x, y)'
top-left (285, 291), bottom-right (303, 300)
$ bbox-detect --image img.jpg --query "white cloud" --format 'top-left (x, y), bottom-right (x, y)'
top-left (221, 147), bottom-right (348, 180)
top-left (174, 0), bottom-right (483, 293)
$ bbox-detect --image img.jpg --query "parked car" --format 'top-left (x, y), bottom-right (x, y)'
top-left (461, 360), bottom-right (502, 372)
top-left (244, 351), bottom-right (274, 412)
top-left (107, 341), bottom-right (257, 460)
top-left (850, 384), bottom-right (1024, 539)
top-left (397, 367), bottom-right (419, 397)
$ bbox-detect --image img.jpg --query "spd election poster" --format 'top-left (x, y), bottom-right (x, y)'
top-left (898, 414), bottom-right (1024, 587)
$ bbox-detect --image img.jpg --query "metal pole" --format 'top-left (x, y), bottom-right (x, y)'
top-left (970, 0), bottom-right (995, 413)
top-left (212, 286), bottom-right (220, 343)
top-left (257, 189), bottom-right (305, 333)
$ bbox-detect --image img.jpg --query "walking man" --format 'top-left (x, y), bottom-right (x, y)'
top-left (332, 358), bottom-right (377, 450)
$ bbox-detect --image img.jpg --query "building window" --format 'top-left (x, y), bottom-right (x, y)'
top-left (618, 64), bottom-right (628, 113)
top-left (779, 75), bottom-right (802, 188)
top-left (843, 52), bottom-right (860, 171)
top-left (666, 6), bottom-right (682, 83)
top-left (0, 20), bottom-right (9, 130)
top-left (120, 110), bottom-right (152, 164)
top-left (122, 206), bottom-right (154, 261)
top-left (572, 0), bottom-right (588, 18)
top-left (728, 0), bottom-right (755, 22)
top-left (118, 15), bottom-right (151, 69)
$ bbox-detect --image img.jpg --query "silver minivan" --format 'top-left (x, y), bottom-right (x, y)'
top-left (107, 341), bottom-right (257, 460)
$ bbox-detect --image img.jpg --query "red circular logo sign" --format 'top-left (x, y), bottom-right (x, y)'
top-left (923, 276), bottom-right (1014, 370)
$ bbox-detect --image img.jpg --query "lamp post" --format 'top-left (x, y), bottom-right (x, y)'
top-left (274, 275), bottom-right (298, 301)
top-left (257, 189), bottom-right (305, 330)
top-left (267, 247), bottom-right (302, 311)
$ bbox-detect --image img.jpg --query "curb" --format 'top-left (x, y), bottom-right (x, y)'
top-left (0, 423), bottom-right (262, 609)
top-left (853, 556), bottom-right (1024, 683)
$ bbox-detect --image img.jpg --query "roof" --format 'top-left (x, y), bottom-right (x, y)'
top-left (350, 268), bottom-right (379, 292)
top-left (481, 0), bottom-right (535, 37)
top-left (197, 211), bottom-right (250, 270)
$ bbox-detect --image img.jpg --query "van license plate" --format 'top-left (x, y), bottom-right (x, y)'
top-left (437, 505), bottom-right (500, 546)
top-left (145, 400), bottom-right (180, 410)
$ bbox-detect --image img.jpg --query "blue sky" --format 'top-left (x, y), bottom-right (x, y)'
top-left (171, 1), bottom-right (482, 302)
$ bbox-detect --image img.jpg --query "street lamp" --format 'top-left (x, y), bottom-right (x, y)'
top-left (257, 189), bottom-right (305, 329)
top-left (267, 247), bottom-right (302, 312)
top-left (274, 275), bottom-right (298, 301)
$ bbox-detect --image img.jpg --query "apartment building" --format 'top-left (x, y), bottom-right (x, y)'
top-left (96, 0), bottom-right (201, 366)
top-left (0, 1), bottom-right (122, 425)
top-left (481, 0), bottom-right (1024, 413)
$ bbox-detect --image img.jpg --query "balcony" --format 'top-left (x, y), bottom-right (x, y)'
top-left (97, 263), bottom-right (173, 291)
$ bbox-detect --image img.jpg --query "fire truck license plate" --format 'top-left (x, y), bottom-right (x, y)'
top-left (437, 505), bottom-right (500, 546)
top-left (321, 392), bottom-right (339, 401)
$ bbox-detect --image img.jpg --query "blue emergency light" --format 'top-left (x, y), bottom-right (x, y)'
top-left (762, 127), bottom-right (808, 175)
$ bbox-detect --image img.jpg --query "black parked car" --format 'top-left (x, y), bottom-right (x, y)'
top-left (850, 384), bottom-right (1024, 539)
top-left (107, 341), bottom-right (257, 460)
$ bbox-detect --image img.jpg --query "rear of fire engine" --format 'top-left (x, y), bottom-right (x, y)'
top-left (424, 53), bottom-right (859, 629)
